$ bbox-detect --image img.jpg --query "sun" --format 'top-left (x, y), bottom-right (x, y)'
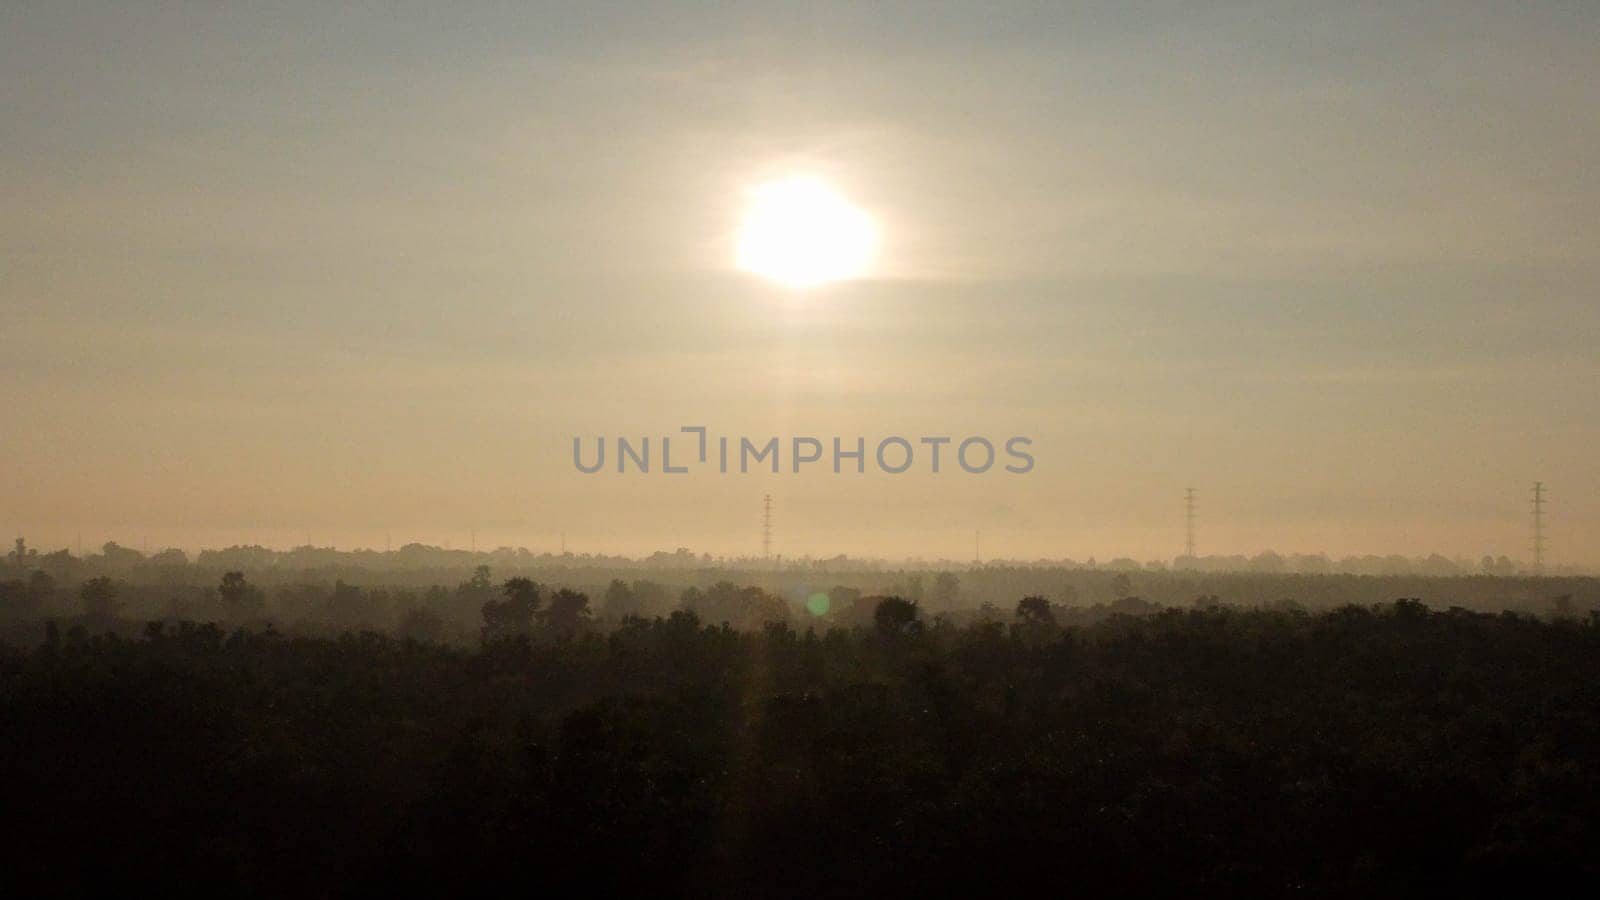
top-left (736, 177), bottom-right (877, 288)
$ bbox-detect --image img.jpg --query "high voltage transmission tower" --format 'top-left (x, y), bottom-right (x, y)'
top-left (1184, 487), bottom-right (1197, 559)
top-left (1531, 481), bottom-right (1545, 576)
top-left (762, 494), bottom-right (773, 561)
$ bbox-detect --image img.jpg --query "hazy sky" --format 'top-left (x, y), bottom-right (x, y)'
top-left (4, 2), bottom-right (1597, 564)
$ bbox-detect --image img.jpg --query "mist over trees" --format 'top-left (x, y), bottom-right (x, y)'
top-left (6, 536), bottom-right (1580, 585)
top-left (5, 537), bottom-right (1599, 894)
top-left (3, 593), bottom-right (1598, 895)
top-left (5, 537), bottom-right (1595, 647)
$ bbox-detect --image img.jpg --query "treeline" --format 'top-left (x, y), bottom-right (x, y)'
top-left (1, 567), bottom-right (803, 648)
top-left (2, 598), bottom-right (1597, 896)
top-left (7, 536), bottom-right (1583, 591)
top-left (3, 561), bottom-right (1594, 650)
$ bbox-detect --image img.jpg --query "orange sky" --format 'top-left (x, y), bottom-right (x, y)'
top-left (3, 3), bottom-right (1597, 566)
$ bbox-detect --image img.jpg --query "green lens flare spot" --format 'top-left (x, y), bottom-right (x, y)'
top-left (805, 592), bottom-right (831, 616)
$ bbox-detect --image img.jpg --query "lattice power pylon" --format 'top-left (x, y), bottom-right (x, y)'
top-left (762, 494), bottom-right (773, 561)
top-left (1184, 487), bottom-right (1197, 559)
top-left (1531, 481), bottom-right (1546, 576)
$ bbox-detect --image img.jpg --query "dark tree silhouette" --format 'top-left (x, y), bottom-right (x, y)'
top-left (1110, 572), bottom-right (1133, 599)
top-left (1015, 594), bottom-right (1056, 627)
top-left (79, 575), bottom-right (119, 620)
top-left (481, 576), bottom-right (542, 641)
top-left (2, 595), bottom-right (1600, 896)
top-left (541, 587), bottom-right (591, 639)
top-left (398, 606), bottom-right (446, 643)
top-left (872, 595), bottom-right (920, 635)
top-left (218, 571), bottom-right (263, 610)
top-left (458, 564), bottom-right (496, 616)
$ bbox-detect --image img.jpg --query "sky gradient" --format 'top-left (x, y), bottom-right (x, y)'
top-left (4, 2), bottom-right (1597, 565)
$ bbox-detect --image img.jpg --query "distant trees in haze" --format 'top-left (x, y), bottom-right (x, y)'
top-left (398, 605), bottom-right (447, 643)
top-left (79, 576), bottom-right (118, 620)
top-left (1482, 554), bottom-right (1520, 576)
top-left (680, 581), bottom-right (789, 631)
top-left (931, 571), bottom-right (961, 606)
top-left (218, 571), bottom-right (263, 610)
top-left (600, 578), bottom-right (672, 620)
top-left (98, 541), bottom-right (143, 569)
top-left (0, 570), bottom-right (51, 620)
top-left (3, 533), bottom-right (1599, 642)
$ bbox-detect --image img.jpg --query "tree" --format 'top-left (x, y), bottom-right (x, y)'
top-left (99, 541), bottom-right (144, 568)
top-left (1110, 595), bottom-right (1157, 616)
top-left (602, 579), bottom-right (640, 619)
top-left (148, 548), bottom-right (189, 567)
top-left (1552, 594), bottom-right (1575, 620)
top-left (481, 577), bottom-right (541, 641)
top-left (905, 575), bottom-right (925, 603)
top-left (1110, 572), bottom-right (1133, 600)
top-left (219, 571), bottom-right (263, 609)
top-left (399, 606), bottom-right (447, 643)
top-left (541, 588), bottom-right (591, 639)
top-left (1481, 555), bottom-right (1516, 577)
top-left (872, 596), bottom-right (920, 636)
top-left (1392, 598), bottom-right (1429, 620)
top-left (503, 577), bottom-right (541, 609)
top-left (81, 576), bottom-right (120, 620)
top-left (0, 578), bottom-right (38, 618)
top-left (458, 565), bottom-right (496, 609)
top-left (1015, 595), bottom-right (1056, 628)
top-left (682, 581), bottom-right (787, 630)
top-left (28, 570), bottom-right (55, 604)
top-left (631, 580), bottom-right (671, 618)
top-left (931, 572), bottom-right (960, 608)
top-left (39, 549), bottom-right (77, 583)
top-left (1249, 550), bottom-right (1286, 574)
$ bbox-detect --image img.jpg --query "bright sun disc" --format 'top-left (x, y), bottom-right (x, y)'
top-left (737, 177), bottom-right (876, 288)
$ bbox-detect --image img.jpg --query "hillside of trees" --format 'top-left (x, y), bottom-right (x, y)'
top-left (3, 581), bottom-right (1598, 896)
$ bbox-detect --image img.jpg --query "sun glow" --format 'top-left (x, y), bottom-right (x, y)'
top-left (737, 177), bottom-right (876, 288)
